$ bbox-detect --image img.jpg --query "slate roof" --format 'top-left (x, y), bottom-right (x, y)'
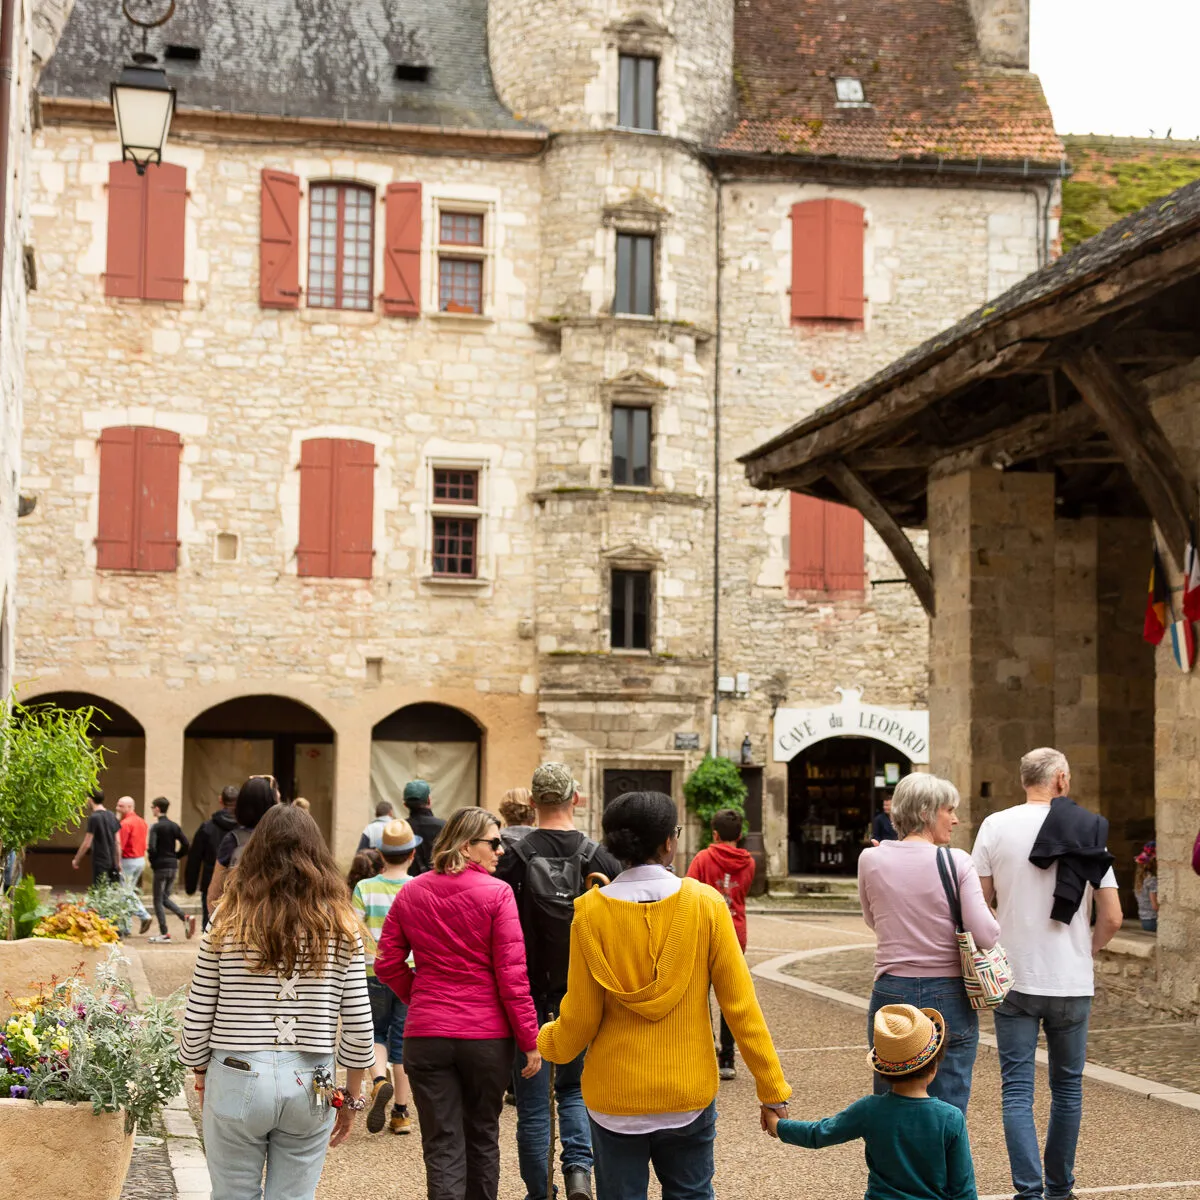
top-left (721, 0), bottom-right (1062, 165)
top-left (40, 0), bottom-right (532, 133)
top-left (743, 178), bottom-right (1200, 465)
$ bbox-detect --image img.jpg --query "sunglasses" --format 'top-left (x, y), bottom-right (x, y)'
top-left (471, 837), bottom-right (504, 853)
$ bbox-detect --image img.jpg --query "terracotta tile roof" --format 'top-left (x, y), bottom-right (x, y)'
top-left (720, 0), bottom-right (1063, 165)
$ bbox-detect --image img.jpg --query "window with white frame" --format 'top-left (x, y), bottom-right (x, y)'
top-left (435, 204), bottom-right (491, 315)
top-left (428, 463), bottom-right (485, 579)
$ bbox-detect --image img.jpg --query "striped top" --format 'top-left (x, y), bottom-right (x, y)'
top-left (179, 928), bottom-right (375, 1070)
top-left (351, 874), bottom-right (409, 976)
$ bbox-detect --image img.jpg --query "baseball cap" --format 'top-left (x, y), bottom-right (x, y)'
top-left (403, 780), bottom-right (431, 806)
top-left (382, 819), bottom-right (421, 853)
top-left (531, 762), bottom-right (578, 805)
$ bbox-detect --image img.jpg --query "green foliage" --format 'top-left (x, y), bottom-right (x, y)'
top-left (6, 874), bottom-right (52, 939)
top-left (683, 756), bottom-right (748, 849)
top-left (77, 879), bottom-right (140, 934)
top-left (0, 698), bottom-right (105, 862)
top-left (2, 954), bottom-right (185, 1134)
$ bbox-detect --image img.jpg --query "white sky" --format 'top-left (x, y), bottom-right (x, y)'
top-left (1031, 1), bottom-right (1200, 140)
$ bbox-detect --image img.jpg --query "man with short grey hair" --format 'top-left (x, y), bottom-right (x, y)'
top-left (972, 748), bottom-right (1122, 1200)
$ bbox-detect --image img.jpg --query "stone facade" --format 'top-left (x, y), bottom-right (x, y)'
top-left (16, 0), bottom-right (1058, 872)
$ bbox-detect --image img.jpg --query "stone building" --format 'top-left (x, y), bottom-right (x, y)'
top-left (0, 0), bottom-right (73, 700)
top-left (742, 179), bottom-right (1200, 1006)
top-left (18, 0), bottom-right (1060, 876)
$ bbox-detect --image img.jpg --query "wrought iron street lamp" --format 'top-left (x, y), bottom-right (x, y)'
top-left (110, 0), bottom-right (176, 173)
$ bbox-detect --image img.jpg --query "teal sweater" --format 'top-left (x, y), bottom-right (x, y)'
top-left (778, 1092), bottom-right (976, 1200)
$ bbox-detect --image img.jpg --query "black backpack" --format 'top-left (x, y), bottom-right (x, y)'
top-left (512, 833), bottom-right (599, 996)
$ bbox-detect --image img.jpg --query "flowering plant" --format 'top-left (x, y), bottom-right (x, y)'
top-left (0, 955), bottom-right (184, 1133)
top-left (32, 902), bottom-right (120, 948)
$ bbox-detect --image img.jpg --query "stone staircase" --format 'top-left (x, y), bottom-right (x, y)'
top-left (753, 875), bottom-right (863, 914)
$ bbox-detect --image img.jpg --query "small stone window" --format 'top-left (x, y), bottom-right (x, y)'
top-left (611, 569), bottom-right (651, 650)
top-left (428, 463), bottom-right (485, 581)
top-left (437, 209), bottom-right (486, 314)
top-left (433, 516), bottom-right (477, 577)
top-left (612, 406), bottom-right (651, 486)
top-left (433, 467), bottom-right (478, 505)
top-left (618, 54), bottom-right (658, 130)
top-left (308, 182), bottom-right (374, 311)
top-left (214, 532), bottom-right (240, 562)
top-left (615, 233), bottom-right (655, 316)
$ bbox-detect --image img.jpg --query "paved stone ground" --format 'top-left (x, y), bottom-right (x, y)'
top-left (135, 913), bottom-right (1200, 1199)
top-left (120, 1123), bottom-right (176, 1200)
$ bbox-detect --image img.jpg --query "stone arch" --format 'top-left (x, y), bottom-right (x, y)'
top-left (370, 702), bottom-right (484, 818)
top-left (184, 695), bottom-right (336, 844)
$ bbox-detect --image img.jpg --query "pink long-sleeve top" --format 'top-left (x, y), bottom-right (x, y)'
top-left (858, 842), bottom-right (1000, 979)
top-left (373, 862), bottom-right (540, 1052)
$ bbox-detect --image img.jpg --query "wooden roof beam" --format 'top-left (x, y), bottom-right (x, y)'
top-left (1063, 348), bottom-right (1193, 567)
top-left (825, 462), bottom-right (935, 618)
top-left (928, 401), bottom-right (1097, 478)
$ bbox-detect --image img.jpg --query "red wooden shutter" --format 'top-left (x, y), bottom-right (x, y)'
top-left (96, 427), bottom-right (138, 568)
top-left (134, 428), bottom-right (181, 571)
top-left (827, 199), bottom-right (865, 320)
top-left (790, 198), bottom-right (864, 321)
top-left (383, 182), bottom-right (422, 317)
top-left (788, 492), bottom-right (826, 590)
top-left (823, 501), bottom-right (865, 590)
top-left (297, 439), bottom-right (335, 577)
top-left (331, 439), bottom-right (375, 579)
top-left (105, 162), bottom-right (146, 299)
top-left (260, 169), bottom-right (301, 308)
top-left (143, 163), bottom-right (187, 302)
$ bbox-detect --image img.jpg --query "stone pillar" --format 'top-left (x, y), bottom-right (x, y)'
top-left (763, 758), bottom-right (788, 879)
top-left (332, 719), bottom-right (372, 868)
top-left (928, 469), bottom-right (1056, 839)
top-left (143, 720), bottom-right (184, 819)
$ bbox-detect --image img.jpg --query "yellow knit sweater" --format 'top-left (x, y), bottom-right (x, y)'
top-left (537, 877), bottom-right (791, 1115)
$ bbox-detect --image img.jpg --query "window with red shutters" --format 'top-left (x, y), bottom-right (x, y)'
top-left (790, 198), bottom-right (865, 323)
top-left (297, 438), bottom-right (376, 579)
top-left (260, 169), bottom-right (301, 309)
top-left (308, 183), bottom-right (374, 311)
top-left (788, 492), bottom-right (865, 593)
top-left (96, 426), bottom-right (181, 571)
top-left (105, 162), bottom-right (187, 302)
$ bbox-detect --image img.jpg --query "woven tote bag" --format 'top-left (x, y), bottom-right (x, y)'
top-left (936, 845), bottom-right (1014, 1010)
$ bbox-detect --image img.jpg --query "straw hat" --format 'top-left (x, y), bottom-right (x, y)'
top-left (381, 819), bottom-right (422, 853)
top-left (869, 1004), bottom-right (945, 1077)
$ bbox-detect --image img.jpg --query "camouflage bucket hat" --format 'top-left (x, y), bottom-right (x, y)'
top-left (531, 762), bottom-right (577, 805)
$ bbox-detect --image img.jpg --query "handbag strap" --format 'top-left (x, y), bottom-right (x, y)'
top-left (936, 846), bottom-right (966, 933)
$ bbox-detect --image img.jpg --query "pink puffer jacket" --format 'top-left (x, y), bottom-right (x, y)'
top-left (374, 862), bottom-right (539, 1052)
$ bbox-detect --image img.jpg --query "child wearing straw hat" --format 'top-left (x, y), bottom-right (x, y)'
top-left (764, 1004), bottom-right (977, 1200)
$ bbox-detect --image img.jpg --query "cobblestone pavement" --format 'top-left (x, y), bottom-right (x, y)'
top-left (120, 1122), bottom-right (175, 1200)
top-left (780, 940), bottom-right (1200, 1095)
top-left (144, 913), bottom-right (1200, 1199)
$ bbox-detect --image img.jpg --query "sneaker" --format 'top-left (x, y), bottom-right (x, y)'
top-left (138, 917), bottom-right (152, 935)
top-left (564, 1167), bottom-right (592, 1200)
top-left (366, 1078), bottom-right (394, 1134)
top-left (390, 1104), bottom-right (412, 1135)
top-left (148, 934), bottom-right (171, 943)
top-left (718, 1059), bottom-right (737, 1081)
top-left (185, 914), bottom-right (197, 940)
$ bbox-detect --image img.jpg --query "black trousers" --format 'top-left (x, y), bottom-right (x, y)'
top-left (405, 1036), bottom-right (513, 1200)
top-left (152, 865), bottom-right (187, 934)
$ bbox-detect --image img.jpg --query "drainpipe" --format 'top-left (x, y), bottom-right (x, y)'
top-left (710, 182), bottom-right (723, 758)
top-left (0, 0), bottom-right (17, 330)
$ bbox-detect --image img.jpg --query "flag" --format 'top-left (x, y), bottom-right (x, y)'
top-left (1144, 548), bottom-right (1168, 645)
top-left (1172, 615), bottom-right (1196, 672)
top-left (1185, 542), bottom-right (1200, 622)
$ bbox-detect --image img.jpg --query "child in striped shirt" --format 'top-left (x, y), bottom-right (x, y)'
top-left (352, 817), bottom-right (422, 1135)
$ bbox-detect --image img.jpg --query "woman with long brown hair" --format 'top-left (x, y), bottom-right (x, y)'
top-left (375, 806), bottom-right (540, 1200)
top-left (180, 804), bottom-right (375, 1199)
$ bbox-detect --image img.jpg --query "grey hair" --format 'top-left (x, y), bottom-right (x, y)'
top-left (890, 773), bottom-right (960, 839)
top-left (1020, 747), bottom-right (1069, 790)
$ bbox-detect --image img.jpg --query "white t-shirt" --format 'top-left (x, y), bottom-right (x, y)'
top-left (972, 803), bottom-right (1118, 997)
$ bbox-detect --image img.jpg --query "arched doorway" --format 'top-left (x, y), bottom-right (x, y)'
top-left (185, 696), bottom-right (335, 843)
top-left (371, 703), bottom-right (482, 820)
top-left (787, 737), bottom-right (912, 875)
top-left (21, 692), bottom-right (146, 885)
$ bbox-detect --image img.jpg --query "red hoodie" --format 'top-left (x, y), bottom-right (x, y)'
top-left (686, 841), bottom-right (757, 949)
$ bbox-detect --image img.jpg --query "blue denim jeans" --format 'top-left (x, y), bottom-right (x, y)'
top-left (994, 990), bottom-right (1092, 1200)
top-left (121, 857), bottom-right (151, 921)
top-left (867, 975), bottom-right (979, 1115)
top-left (367, 975), bottom-right (408, 1065)
top-left (515, 993), bottom-right (592, 1200)
top-left (203, 1049), bottom-right (335, 1200)
top-left (589, 1103), bottom-right (717, 1200)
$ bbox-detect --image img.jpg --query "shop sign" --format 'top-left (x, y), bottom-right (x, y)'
top-left (773, 688), bottom-right (929, 765)
top-left (674, 732), bottom-right (701, 750)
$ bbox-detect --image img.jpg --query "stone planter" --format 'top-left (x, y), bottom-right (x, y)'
top-left (0, 938), bottom-right (117, 1020)
top-left (0, 1099), bottom-right (133, 1200)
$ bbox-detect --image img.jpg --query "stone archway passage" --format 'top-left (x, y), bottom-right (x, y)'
top-left (371, 703), bottom-right (482, 820)
top-left (185, 696), bottom-right (336, 845)
top-left (20, 691), bottom-right (146, 885)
